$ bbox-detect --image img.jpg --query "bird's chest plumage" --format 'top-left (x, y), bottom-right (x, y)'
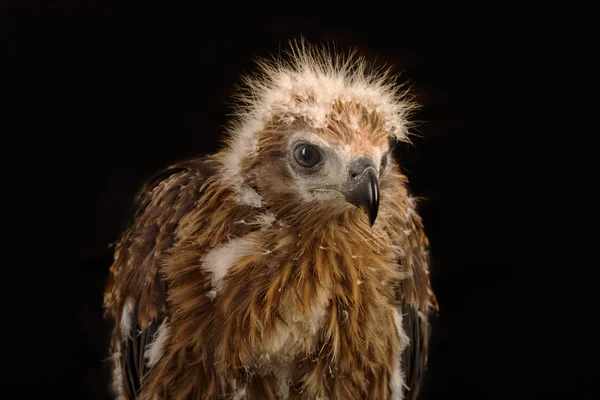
top-left (162, 207), bottom-right (405, 399)
top-left (258, 278), bottom-right (331, 364)
top-left (212, 225), bottom-right (401, 377)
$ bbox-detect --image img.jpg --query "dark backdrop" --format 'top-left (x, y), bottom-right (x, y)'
top-left (3, 2), bottom-right (547, 399)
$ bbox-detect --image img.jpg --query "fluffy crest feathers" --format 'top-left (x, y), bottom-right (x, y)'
top-left (220, 38), bottom-right (418, 184)
top-left (230, 39), bottom-right (417, 139)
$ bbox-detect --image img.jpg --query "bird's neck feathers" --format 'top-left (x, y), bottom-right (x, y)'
top-left (199, 150), bottom-right (410, 259)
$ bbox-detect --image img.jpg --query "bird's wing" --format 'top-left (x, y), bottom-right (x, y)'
top-left (396, 205), bottom-right (438, 400)
top-left (103, 158), bottom-right (209, 399)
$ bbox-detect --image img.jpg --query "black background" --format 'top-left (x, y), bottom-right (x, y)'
top-left (5, 1), bottom-right (578, 399)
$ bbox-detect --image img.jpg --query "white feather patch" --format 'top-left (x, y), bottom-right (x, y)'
top-left (201, 236), bottom-right (258, 292)
top-left (274, 366), bottom-right (293, 399)
top-left (144, 319), bottom-right (170, 368)
top-left (111, 367), bottom-right (122, 397)
top-left (220, 120), bottom-right (261, 199)
top-left (111, 341), bottom-right (126, 400)
top-left (111, 363), bottom-right (126, 400)
top-left (390, 308), bottom-right (410, 400)
top-left (255, 212), bottom-right (276, 229)
top-left (232, 388), bottom-right (246, 400)
top-left (120, 299), bottom-right (135, 339)
top-left (238, 186), bottom-right (262, 208)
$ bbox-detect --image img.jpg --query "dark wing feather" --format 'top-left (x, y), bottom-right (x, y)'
top-left (400, 300), bottom-right (430, 400)
top-left (121, 311), bottom-right (167, 397)
top-left (104, 157), bottom-right (209, 399)
top-left (397, 205), bottom-right (438, 400)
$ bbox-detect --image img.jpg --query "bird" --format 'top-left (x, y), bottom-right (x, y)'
top-left (103, 39), bottom-right (438, 400)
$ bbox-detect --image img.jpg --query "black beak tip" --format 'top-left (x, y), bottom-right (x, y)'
top-left (368, 207), bottom-right (378, 226)
top-left (367, 191), bottom-right (379, 226)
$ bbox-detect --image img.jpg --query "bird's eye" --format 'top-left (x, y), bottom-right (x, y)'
top-left (293, 144), bottom-right (321, 168)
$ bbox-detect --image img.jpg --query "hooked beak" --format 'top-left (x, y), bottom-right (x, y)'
top-left (341, 157), bottom-right (380, 226)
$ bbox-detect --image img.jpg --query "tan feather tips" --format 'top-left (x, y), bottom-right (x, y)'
top-left (227, 39), bottom-right (417, 145)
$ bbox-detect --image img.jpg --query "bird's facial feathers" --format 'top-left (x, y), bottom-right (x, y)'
top-left (283, 129), bottom-right (388, 225)
top-left (224, 41), bottom-right (413, 227)
top-left (240, 109), bottom-right (392, 227)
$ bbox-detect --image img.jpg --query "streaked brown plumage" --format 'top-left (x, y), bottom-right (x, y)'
top-left (104, 40), bottom-right (437, 400)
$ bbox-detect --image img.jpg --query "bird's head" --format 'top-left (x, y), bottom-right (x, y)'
top-left (220, 40), bottom-right (416, 227)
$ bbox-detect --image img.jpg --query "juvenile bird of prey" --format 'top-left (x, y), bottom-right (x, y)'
top-left (103, 40), bottom-right (438, 400)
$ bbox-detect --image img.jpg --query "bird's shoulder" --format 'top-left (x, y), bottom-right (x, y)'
top-left (103, 156), bottom-right (216, 326)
